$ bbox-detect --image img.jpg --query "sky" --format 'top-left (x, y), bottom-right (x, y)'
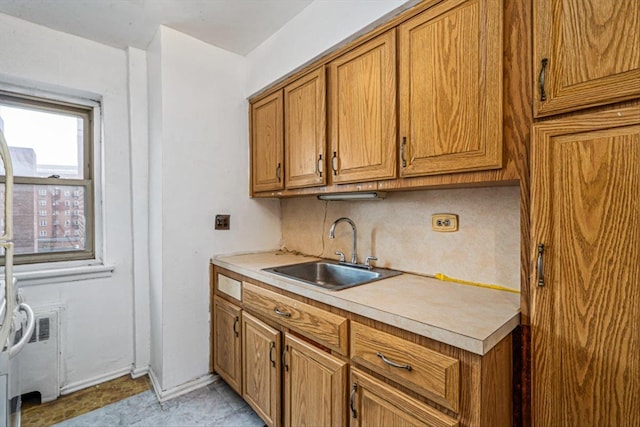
top-left (0, 104), bottom-right (81, 167)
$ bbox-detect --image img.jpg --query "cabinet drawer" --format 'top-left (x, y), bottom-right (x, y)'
top-left (217, 273), bottom-right (242, 302)
top-left (243, 282), bottom-right (348, 355)
top-left (351, 322), bottom-right (460, 412)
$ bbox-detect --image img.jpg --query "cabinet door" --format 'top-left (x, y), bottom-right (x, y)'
top-left (531, 106), bottom-right (640, 426)
top-left (251, 90), bottom-right (284, 193)
top-left (534, 0), bottom-right (640, 117)
top-left (328, 29), bottom-right (397, 184)
top-left (283, 334), bottom-right (347, 427)
top-left (213, 297), bottom-right (242, 394)
top-left (349, 368), bottom-right (458, 427)
top-left (398, 0), bottom-right (502, 177)
top-left (242, 312), bottom-right (281, 427)
top-left (285, 67), bottom-right (326, 189)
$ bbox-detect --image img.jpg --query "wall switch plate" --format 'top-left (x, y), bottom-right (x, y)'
top-left (432, 213), bottom-right (458, 232)
top-left (215, 214), bottom-right (230, 230)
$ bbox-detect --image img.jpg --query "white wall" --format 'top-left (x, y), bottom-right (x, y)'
top-left (0, 12), bottom-right (136, 389)
top-left (147, 26), bottom-right (280, 394)
top-left (245, 0), bottom-right (414, 96)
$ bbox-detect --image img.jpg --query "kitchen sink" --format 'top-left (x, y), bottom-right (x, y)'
top-left (263, 260), bottom-right (402, 291)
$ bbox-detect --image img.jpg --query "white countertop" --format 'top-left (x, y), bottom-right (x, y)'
top-left (212, 251), bottom-right (520, 355)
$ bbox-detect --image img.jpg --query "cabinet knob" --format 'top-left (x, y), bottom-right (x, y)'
top-left (275, 163), bottom-right (282, 182)
top-left (317, 154), bottom-right (323, 177)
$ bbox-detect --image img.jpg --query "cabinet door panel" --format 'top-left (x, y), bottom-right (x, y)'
top-left (285, 67), bottom-right (326, 189)
top-left (242, 312), bottom-right (281, 427)
top-left (284, 334), bottom-right (347, 427)
top-left (398, 0), bottom-right (502, 176)
top-left (213, 297), bottom-right (242, 394)
top-left (350, 368), bottom-right (458, 427)
top-left (531, 106), bottom-right (640, 426)
top-left (534, 0), bottom-right (640, 116)
top-left (251, 91), bottom-right (284, 193)
top-left (328, 29), bottom-right (397, 183)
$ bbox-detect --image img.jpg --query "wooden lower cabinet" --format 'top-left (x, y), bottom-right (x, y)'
top-left (212, 266), bottom-right (514, 427)
top-left (283, 334), bottom-right (347, 427)
top-left (349, 368), bottom-right (458, 427)
top-left (242, 312), bottom-right (281, 427)
top-left (212, 297), bottom-right (242, 394)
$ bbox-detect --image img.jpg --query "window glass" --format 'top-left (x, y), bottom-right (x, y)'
top-left (0, 104), bottom-right (84, 179)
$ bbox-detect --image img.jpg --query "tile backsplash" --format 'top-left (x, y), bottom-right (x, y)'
top-left (280, 186), bottom-right (521, 291)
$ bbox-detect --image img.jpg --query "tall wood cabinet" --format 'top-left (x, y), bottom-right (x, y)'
top-left (327, 30), bottom-right (397, 183)
top-left (397, 0), bottom-right (503, 177)
top-left (530, 106), bottom-right (640, 426)
top-left (533, 0), bottom-right (640, 117)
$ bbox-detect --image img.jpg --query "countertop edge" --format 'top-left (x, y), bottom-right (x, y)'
top-left (212, 255), bottom-right (519, 356)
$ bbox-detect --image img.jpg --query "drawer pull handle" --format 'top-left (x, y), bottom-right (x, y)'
top-left (269, 342), bottom-right (276, 368)
top-left (400, 137), bottom-right (407, 167)
top-left (274, 307), bottom-right (292, 318)
top-left (350, 383), bottom-right (357, 419)
top-left (233, 316), bottom-right (239, 338)
top-left (539, 58), bottom-right (548, 102)
top-left (377, 352), bottom-right (412, 371)
top-left (537, 243), bottom-right (545, 287)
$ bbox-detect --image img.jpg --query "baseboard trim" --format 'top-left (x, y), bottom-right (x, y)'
top-left (131, 366), bottom-right (149, 379)
top-left (148, 369), bottom-right (218, 402)
top-left (60, 366), bottom-right (132, 395)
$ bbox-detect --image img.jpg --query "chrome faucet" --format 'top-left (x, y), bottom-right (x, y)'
top-left (329, 217), bottom-right (358, 264)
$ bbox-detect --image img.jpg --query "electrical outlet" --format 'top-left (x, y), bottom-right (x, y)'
top-left (215, 214), bottom-right (230, 230)
top-left (432, 213), bottom-right (458, 232)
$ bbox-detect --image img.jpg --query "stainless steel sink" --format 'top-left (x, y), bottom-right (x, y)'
top-left (263, 260), bottom-right (402, 291)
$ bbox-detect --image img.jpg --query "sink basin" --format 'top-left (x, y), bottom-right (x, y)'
top-left (263, 260), bottom-right (402, 291)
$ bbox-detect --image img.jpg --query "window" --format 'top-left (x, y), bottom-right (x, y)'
top-left (64, 220), bottom-right (71, 226)
top-left (0, 91), bottom-right (94, 264)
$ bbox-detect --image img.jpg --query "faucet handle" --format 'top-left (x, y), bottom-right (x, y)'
top-left (365, 256), bottom-right (378, 269)
top-left (335, 251), bottom-right (346, 262)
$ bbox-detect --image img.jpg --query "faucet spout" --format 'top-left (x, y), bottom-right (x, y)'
top-left (329, 217), bottom-right (358, 264)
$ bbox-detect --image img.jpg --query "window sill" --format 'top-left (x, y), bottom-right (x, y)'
top-left (13, 263), bottom-right (115, 287)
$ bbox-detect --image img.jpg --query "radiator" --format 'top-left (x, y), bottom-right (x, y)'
top-left (17, 306), bottom-right (61, 403)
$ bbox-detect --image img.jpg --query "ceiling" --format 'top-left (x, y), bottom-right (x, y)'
top-left (0, 0), bottom-right (313, 55)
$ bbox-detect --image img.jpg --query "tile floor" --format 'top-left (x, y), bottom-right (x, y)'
top-left (22, 375), bottom-right (263, 427)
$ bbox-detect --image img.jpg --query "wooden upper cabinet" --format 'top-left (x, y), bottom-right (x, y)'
top-left (284, 67), bottom-right (326, 189)
top-left (398, 0), bottom-right (503, 177)
top-left (328, 30), bottom-right (397, 184)
top-left (251, 90), bottom-right (284, 193)
top-left (534, 0), bottom-right (640, 117)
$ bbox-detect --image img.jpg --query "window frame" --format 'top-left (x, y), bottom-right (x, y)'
top-left (0, 90), bottom-right (96, 265)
